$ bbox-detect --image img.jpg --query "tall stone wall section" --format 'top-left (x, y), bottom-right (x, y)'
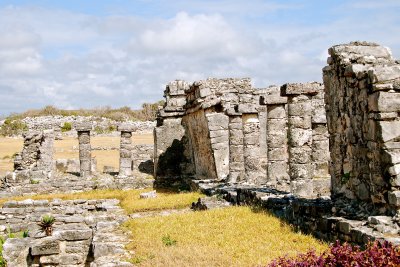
top-left (155, 78), bottom-right (330, 197)
top-left (324, 41), bottom-right (400, 214)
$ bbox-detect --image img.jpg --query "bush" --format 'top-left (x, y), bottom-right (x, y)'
top-left (61, 122), bottom-right (72, 132)
top-left (0, 119), bottom-right (28, 136)
top-left (268, 240), bottom-right (400, 267)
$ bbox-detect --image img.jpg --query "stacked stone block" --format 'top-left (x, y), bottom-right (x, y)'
top-left (118, 123), bottom-right (135, 177)
top-left (324, 41), bottom-right (400, 213)
top-left (228, 116), bottom-right (245, 183)
top-left (155, 78), bottom-right (330, 196)
top-left (75, 122), bottom-right (92, 178)
top-left (260, 86), bottom-right (290, 191)
top-left (0, 199), bottom-right (132, 266)
top-left (281, 82), bottom-right (329, 197)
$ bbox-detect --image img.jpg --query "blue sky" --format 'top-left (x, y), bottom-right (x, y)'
top-left (0, 0), bottom-right (399, 116)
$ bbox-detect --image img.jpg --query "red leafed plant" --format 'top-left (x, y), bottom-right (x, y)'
top-left (268, 240), bottom-right (400, 267)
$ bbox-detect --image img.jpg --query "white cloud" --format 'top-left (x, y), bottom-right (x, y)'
top-left (0, 3), bottom-right (398, 116)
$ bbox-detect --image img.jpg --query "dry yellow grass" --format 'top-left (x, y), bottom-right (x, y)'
top-left (125, 206), bottom-right (328, 267)
top-left (0, 133), bottom-right (153, 175)
top-left (0, 137), bottom-right (23, 175)
top-left (0, 188), bottom-right (202, 214)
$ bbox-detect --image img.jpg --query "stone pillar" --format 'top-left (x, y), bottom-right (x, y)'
top-left (76, 122), bottom-right (92, 178)
top-left (243, 113), bottom-right (264, 184)
top-left (228, 115), bottom-right (245, 183)
top-left (260, 87), bottom-right (289, 191)
top-left (118, 123), bottom-right (135, 177)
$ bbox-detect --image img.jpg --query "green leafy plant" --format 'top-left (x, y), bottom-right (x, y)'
top-left (162, 234), bottom-right (177, 246)
top-left (39, 215), bottom-right (55, 236)
top-left (341, 172), bottom-right (350, 184)
top-left (30, 179), bottom-right (39, 184)
top-left (61, 122), bottom-right (72, 132)
top-left (22, 229), bottom-right (29, 238)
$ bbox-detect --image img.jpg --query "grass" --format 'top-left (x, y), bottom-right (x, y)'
top-left (0, 189), bottom-right (203, 214)
top-left (0, 134), bottom-right (153, 175)
top-left (124, 206), bottom-right (328, 267)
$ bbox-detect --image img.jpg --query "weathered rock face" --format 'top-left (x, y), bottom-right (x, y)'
top-left (76, 122), bottom-right (93, 178)
top-left (0, 198), bottom-right (132, 267)
top-left (10, 130), bottom-right (54, 184)
top-left (155, 78), bottom-right (330, 197)
top-left (323, 41), bottom-right (400, 214)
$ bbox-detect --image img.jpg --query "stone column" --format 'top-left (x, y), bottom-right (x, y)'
top-left (260, 87), bottom-right (289, 191)
top-left (118, 123), bottom-right (135, 177)
top-left (243, 113), bottom-right (264, 184)
top-left (228, 115), bottom-right (244, 183)
top-left (76, 122), bottom-right (92, 178)
top-left (282, 82), bottom-right (323, 197)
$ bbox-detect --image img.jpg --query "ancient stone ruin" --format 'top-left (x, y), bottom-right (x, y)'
top-left (154, 78), bottom-right (330, 197)
top-left (1, 123), bottom-right (154, 196)
top-left (324, 41), bottom-right (400, 215)
top-left (154, 41), bottom-right (400, 245)
top-left (1, 41), bottom-right (400, 265)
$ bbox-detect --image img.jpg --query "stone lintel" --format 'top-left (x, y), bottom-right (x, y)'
top-left (281, 82), bottom-right (323, 96)
top-left (259, 95), bottom-right (287, 105)
top-left (117, 123), bottom-right (136, 133)
top-left (75, 122), bottom-right (92, 132)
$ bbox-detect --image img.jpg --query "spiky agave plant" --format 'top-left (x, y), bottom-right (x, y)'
top-left (39, 215), bottom-right (55, 236)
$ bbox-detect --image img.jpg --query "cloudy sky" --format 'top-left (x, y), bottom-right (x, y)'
top-left (0, 0), bottom-right (399, 116)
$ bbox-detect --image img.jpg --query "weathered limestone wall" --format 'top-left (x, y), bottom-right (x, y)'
top-left (0, 198), bottom-right (132, 266)
top-left (324, 41), bottom-right (400, 214)
top-left (154, 81), bottom-right (195, 188)
top-left (118, 124), bottom-right (135, 177)
top-left (155, 78), bottom-right (330, 197)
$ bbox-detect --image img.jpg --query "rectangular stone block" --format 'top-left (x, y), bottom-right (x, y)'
top-left (267, 119), bottom-right (286, 133)
top-left (267, 105), bottom-right (286, 119)
top-left (288, 116), bottom-right (312, 129)
top-left (281, 82), bottom-right (323, 96)
top-left (269, 147), bottom-right (288, 161)
top-left (267, 134), bottom-right (287, 148)
top-left (289, 128), bottom-right (312, 147)
top-left (289, 147), bottom-right (312, 164)
top-left (289, 163), bottom-right (313, 179)
top-left (288, 101), bottom-right (312, 116)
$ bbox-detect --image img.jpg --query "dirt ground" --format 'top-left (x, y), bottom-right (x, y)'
top-left (0, 133), bottom-right (153, 175)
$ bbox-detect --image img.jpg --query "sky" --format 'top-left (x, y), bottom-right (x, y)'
top-left (0, 0), bottom-right (399, 116)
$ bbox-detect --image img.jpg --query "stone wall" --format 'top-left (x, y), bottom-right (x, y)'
top-left (323, 41), bottom-right (400, 214)
top-left (20, 116), bottom-right (155, 135)
top-left (0, 198), bottom-right (132, 266)
top-left (154, 78), bottom-right (330, 197)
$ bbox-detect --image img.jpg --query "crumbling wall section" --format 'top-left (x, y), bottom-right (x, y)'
top-left (324, 41), bottom-right (400, 213)
top-left (155, 78), bottom-right (330, 196)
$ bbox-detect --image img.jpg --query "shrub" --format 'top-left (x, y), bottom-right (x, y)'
top-left (61, 122), bottom-right (72, 132)
top-left (268, 240), bottom-right (400, 267)
top-left (0, 119), bottom-right (28, 136)
top-left (39, 215), bottom-right (55, 236)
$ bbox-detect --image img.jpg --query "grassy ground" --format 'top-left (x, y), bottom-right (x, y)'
top-left (125, 206), bottom-right (328, 267)
top-left (0, 133), bottom-right (153, 175)
top-left (0, 188), bottom-right (201, 214)
top-left (0, 187), bottom-right (328, 266)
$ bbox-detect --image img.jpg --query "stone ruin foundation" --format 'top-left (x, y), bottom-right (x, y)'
top-left (1, 123), bottom-right (154, 197)
top-left (154, 42), bottom-right (400, 245)
top-left (154, 78), bottom-right (330, 197)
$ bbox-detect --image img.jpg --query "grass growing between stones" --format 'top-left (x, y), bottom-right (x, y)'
top-left (124, 206), bottom-right (328, 267)
top-left (0, 189), bottom-right (203, 214)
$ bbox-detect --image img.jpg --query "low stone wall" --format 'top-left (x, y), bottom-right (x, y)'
top-left (21, 116), bottom-right (155, 135)
top-left (1, 198), bottom-right (132, 266)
